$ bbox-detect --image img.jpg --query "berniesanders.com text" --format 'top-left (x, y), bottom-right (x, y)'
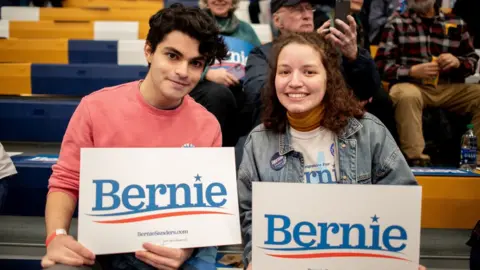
top-left (137, 229), bottom-right (188, 237)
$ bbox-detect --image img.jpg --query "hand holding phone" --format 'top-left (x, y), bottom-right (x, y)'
top-left (322, 14), bottom-right (359, 61)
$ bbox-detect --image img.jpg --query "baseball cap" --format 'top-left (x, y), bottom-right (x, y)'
top-left (270, 0), bottom-right (314, 14)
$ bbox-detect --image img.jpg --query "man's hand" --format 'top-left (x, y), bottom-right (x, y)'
top-left (135, 243), bottom-right (193, 270)
top-left (41, 235), bottom-right (95, 268)
top-left (409, 62), bottom-right (440, 79)
top-left (206, 68), bottom-right (240, 87)
top-left (437, 53), bottom-right (460, 71)
top-left (317, 16), bottom-right (358, 61)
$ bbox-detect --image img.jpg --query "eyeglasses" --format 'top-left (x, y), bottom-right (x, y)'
top-left (287, 4), bottom-right (316, 13)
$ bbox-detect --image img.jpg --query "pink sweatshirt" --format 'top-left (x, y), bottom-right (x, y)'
top-left (48, 81), bottom-right (222, 200)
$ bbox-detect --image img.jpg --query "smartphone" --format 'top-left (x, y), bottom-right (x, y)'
top-left (334, 0), bottom-right (351, 25)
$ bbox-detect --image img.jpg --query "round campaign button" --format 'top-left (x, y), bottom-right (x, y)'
top-left (270, 152), bottom-right (286, 171)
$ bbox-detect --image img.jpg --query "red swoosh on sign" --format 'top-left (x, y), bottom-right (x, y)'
top-left (94, 211), bottom-right (231, 224)
top-left (266, 252), bottom-right (410, 261)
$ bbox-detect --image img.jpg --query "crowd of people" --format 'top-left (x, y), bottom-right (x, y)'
top-left (0, 0), bottom-right (479, 269)
top-left (39, 2), bottom-right (432, 269)
top-left (171, 0), bottom-right (480, 169)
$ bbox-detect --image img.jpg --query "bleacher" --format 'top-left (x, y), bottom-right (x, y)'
top-left (0, 1), bottom-right (478, 270)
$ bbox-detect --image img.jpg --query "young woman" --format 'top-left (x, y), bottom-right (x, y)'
top-left (237, 32), bottom-right (424, 269)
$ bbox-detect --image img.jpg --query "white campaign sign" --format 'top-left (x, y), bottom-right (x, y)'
top-left (252, 182), bottom-right (422, 270)
top-left (78, 148), bottom-right (242, 255)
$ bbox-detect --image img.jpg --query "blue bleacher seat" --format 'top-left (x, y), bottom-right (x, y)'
top-left (68, 40), bottom-right (117, 65)
top-left (2, 155), bottom-right (57, 216)
top-left (0, 98), bottom-right (78, 142)
top-left (0, 259), bottom-right (43, 270)
top-left (31, 64), bottom-right (148, 96)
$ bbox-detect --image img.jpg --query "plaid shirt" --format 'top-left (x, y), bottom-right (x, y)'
top-left (375, 9), bottom-right (479, 85)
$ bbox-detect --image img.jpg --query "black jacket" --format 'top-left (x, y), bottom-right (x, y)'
top-left (453, 0), bottom-right (480, 48)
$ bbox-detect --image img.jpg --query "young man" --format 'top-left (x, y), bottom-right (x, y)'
top-left (41, 4), bottom-right (228, 270)
top-left (375, 0), bottom-right (480, 166)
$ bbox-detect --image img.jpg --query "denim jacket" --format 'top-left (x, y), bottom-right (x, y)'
top-left (237, 113), bottom-right (417, 266)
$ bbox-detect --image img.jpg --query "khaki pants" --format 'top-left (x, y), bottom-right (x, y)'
top-left (390, 83), bottom-right (480, 160)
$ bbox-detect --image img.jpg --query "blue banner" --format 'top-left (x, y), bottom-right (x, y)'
top-left (411, 167), bottom-right (480, 177)
top-left (210, 36), bottom-right (255, 79)
top-left (12, 154), bottom-right (59, 165)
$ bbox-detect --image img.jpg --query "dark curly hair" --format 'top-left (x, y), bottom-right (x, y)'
top-left (262, 32), bottom-right (364, 134)
top-left (146, 3), bottom-right (229, 67)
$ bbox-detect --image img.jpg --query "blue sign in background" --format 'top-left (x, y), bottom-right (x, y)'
top-left (411, 167), bottom-right (480, 177)
top-left (210, 36), bottom-right (255, 79)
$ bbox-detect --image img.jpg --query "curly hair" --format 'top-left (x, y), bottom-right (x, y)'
top-left (262, 32), bottom-right (364, 134)
top-left (146, 3), bottom-right (228, 67)
top-left (199, 0), bottom-right (240, 11)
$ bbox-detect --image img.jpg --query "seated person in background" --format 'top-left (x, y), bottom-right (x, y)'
top-left (244, 0), bottom-right (395, 141)
top-left (41, 4), bottom-right (226, 270)
top-left (193, 0), bottom-right (262, 146)
top-left (200, 0), bottom-right (261, 47)
top-left (375, 0), bottom-right (480, 166)
top-left (237, 31), bottom-right (422, 270)
top-left (369, 0), bottom-right (442, 45)
top-left (368, 0), bottom-right (406, 45)
top-left (0, 142), bottom-right (17, 212)
top-left (249, 0), bottom-right (261, 24)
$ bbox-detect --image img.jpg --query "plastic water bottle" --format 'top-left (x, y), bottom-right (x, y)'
top-left (460, 124), bottom-right (477, 171)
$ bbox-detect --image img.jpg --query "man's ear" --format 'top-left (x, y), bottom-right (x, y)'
top-left (273, 13), bottom-right (284, 29)
top-left (144, 42), bottom-right (153, 65)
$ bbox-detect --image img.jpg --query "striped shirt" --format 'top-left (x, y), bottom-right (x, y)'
top-left (375, 8), bottom-right (479, 85)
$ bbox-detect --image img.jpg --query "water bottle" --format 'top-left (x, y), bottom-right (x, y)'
top-left (460, 124), bottom-right (477, 171)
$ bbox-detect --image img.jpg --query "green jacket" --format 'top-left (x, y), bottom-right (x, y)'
top-left (207, 9), bottom-right (261, 47)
